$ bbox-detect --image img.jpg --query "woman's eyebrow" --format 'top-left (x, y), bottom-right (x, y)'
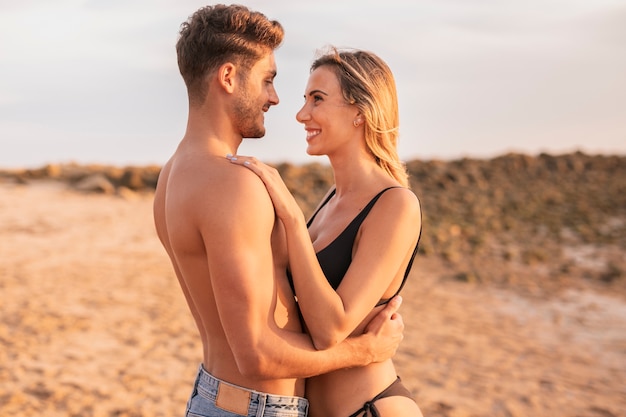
top-left (306, 89), bottom-right (329, 97)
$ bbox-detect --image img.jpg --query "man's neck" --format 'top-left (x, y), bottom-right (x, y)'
top-left (184, 104), bottom-right (243, 157)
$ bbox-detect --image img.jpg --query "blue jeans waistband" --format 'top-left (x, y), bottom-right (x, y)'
top-left (186, 364), bottom-right (308, 417)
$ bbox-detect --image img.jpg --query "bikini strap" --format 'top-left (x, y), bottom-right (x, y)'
top-left (375, 190), bottom-right (422, 307)
top-left (306, 188), bottom-right (336, 227)
top-left (375, 239), bottom-right (420, 307)
top-left (307, 186), bottom-right (397, 227)
top-left (347, 377), bottom-right (410, 417)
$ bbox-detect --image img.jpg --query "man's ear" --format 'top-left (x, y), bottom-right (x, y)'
top-left (218, 62), bottom-right (237, 93)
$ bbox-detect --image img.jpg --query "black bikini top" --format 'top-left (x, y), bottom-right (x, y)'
top-left (287, 186), bottom-right (421, 307)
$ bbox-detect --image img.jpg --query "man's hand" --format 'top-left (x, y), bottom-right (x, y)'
top-left (363, 295), bottom-right (404, 363)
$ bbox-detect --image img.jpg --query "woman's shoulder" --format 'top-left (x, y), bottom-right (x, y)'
top-left (373, 186), bottom-right (421, 219)
top-left (379, 185), bottom-right (419, 203)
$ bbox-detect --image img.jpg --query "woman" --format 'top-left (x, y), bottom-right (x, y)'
top-left (229, 48), bottom-right (423, 417)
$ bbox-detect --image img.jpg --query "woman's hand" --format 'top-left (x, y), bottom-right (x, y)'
top-left (226, 154), bottom-right (302, 224)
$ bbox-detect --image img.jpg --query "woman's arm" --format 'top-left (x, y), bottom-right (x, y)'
top-left (227, 155), bottom-right (420, 349)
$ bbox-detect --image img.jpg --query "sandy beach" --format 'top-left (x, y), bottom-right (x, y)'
top-left (1, 179), bottom-right (625, 417)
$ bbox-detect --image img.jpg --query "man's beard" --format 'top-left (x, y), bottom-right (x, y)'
top-left (233, 86), bottom-right (266, 139)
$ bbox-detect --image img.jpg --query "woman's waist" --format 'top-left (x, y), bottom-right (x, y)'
top-left (305, 360), bottom-right (398, 416)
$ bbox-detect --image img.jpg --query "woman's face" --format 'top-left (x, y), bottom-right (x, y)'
top-left (296, 66), bottom-right (360, 157)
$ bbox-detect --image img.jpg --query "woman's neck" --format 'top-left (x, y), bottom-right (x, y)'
top-left (330, 153), bottom-right (387, 198)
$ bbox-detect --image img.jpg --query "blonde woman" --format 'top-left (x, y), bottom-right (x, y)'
top-left (229, 48), bottom-right (423, 417)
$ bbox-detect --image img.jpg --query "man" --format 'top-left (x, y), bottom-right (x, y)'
top-left (153, 5), bottom-right (404, 416)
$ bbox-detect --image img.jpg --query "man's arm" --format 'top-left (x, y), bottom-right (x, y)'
top-left (250, 296), bottom-right (404, 379)
top-left (201, 168), bottom-right (402, 379)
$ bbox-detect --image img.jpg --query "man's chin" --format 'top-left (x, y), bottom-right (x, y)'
top-left (243, 129), bottom-right (266, 139)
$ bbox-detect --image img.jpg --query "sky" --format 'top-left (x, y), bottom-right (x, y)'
top-left (1, 0), bottom-right (625, 168)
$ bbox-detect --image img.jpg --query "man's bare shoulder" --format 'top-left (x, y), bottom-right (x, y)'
top-left (167, 157), bottom-right (274, 223)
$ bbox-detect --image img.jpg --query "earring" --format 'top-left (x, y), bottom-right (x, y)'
top-left (353, 120), bottom-right (359, 127)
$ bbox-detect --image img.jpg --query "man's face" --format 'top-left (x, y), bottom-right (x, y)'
top-left (233, 52), bottom-right (279, 139)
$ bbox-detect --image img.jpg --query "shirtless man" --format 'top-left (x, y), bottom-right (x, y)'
top-left (152, 5), bottom-right (404, 417)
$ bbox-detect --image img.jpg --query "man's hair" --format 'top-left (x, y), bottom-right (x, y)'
top-left (311, 48), bottom-right (409, 187)
top-left (176, 4), bottom-right (284, 105)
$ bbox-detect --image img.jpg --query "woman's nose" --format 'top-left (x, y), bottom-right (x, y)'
top-left (296, 104), bottom-right (309, 123)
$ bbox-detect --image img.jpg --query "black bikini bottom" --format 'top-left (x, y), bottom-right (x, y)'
top-left (347, 376), bottom-right (414, 417)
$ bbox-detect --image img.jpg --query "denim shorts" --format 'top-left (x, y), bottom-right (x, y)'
top-left (185, 365), bottom-right (309, 417)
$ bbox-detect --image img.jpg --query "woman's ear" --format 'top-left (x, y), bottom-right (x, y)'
top-left (354, 111), bottom-right (364, 126)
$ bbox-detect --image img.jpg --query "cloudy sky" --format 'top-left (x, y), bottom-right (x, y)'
top-left (1, 0), bottom-right (625, 168)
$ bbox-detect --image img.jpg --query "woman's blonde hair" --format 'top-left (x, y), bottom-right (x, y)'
top-left (311, 47), bottom-right (409, 187)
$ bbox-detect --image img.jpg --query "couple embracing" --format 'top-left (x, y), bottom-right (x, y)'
top-left (153, 4), bottom-right (423, 417)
